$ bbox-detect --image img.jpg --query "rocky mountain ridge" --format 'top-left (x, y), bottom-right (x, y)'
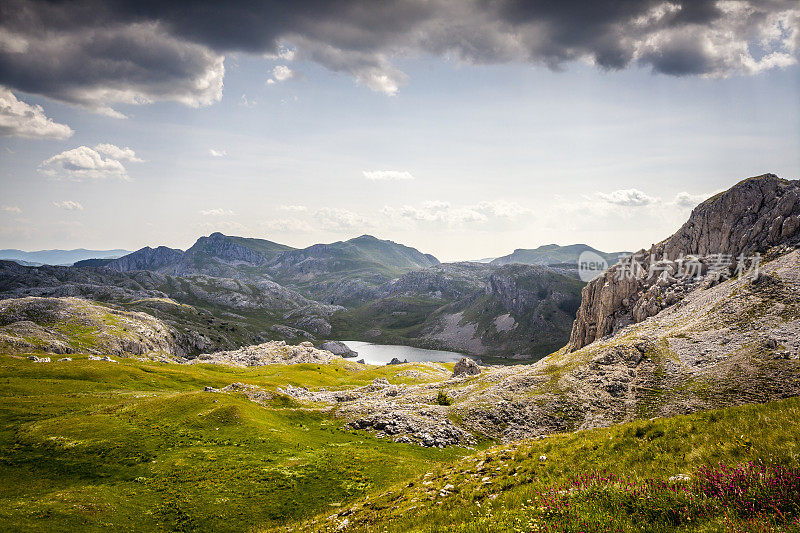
top-left (568, 174), bottom-right (800, 351)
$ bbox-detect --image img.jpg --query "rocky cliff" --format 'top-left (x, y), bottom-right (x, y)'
top-left (568, 174), bottom-right (800, 351)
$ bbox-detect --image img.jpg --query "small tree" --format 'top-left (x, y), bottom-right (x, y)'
top-left (436, 389), bottom-right (451, 406)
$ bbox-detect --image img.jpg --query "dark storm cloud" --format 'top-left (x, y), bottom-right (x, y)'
top-left (0, 0), bottom-right (797, 113)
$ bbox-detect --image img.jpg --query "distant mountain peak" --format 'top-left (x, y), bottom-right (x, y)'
top-left (492, 244), bottom-right (627, 267)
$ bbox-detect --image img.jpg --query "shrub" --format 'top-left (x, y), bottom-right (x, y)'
top-left (436, 390), bottom-right (451, 406)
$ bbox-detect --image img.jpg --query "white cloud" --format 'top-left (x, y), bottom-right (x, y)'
top-left (279, 204), bottom-right (308, 212)
top-left (0, 86), bottom-right (73, 139)
top-left (52, 200), bottom-right (84, 211)
top-left (200, 208), bottom-right (234, 216)
top-left (290, 36), bottom-right (407, 96)
top-left (314, 207), bottom-right (371, 231)
top-left (673, 191), bottom-right (708, 208)
top-left (38, 143), bottom-right (142, 181)
top-left (94, 143), bottom-right (143, 162)
top-left (209, 148), bottom-right (228, 157)
top-left (596, 188), bottom-right (658, 207)
top-left (267, 65), bottom-right (295, 84)
top-left (474, 200), bottom-right (531, 218)
top-left (274, 65), bottom-right (294, 81)
top-left (259, 218), bottom-right (314, 233)
top-left (363, 170), bottom-right (415, 181)
top-left (1, 205), bottom-right (21, 214)
top-left (196, 220), bottom-right (247, 233)
top-left (382, 199), bottom-right (529, 227)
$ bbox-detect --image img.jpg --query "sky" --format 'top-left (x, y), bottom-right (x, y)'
top-left (1, 1), bottom-right (799, 262)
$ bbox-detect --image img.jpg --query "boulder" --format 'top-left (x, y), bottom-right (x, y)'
top-left (320, 340), bottom-right (358, 358)
top-left (452, 357), bottom-right (481, 377)
top-left (387, 357), bottom-right (408, 365)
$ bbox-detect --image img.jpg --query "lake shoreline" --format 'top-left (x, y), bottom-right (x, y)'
top-left (340, 340), bottom-right (478, 366)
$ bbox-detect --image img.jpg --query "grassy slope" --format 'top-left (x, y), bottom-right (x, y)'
top-left (0, 355), bottom-right (466, 532)
top-left (287, 397), bottom-right (800, 532)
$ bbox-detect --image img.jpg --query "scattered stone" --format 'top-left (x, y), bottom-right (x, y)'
top-left (87, 355), bottom-right (118, 363)
top-left (58, 357), bottom-right (72, 362)
top-left (28, 355), bottom-right (50, 363)
top-left (669, 473), bottom-right (691, 483)
top-left (203, 386), bottom-right (220, 392)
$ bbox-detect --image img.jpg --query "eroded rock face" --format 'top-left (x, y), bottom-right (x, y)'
top-left (568, 174), bottom-right (800, 352)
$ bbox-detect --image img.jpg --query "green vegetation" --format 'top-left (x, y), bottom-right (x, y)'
top-left (3, 347), bottom-right (800, 532)
top-left (436, 389), bottom-right (452, 406)
top-left (0, 355), bottom-right (465, 532)
top-left (288, 397), bottom-right (800, 532)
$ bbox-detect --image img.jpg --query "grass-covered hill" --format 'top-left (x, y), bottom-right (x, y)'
top-left (2, 349), bottom-right (799, 532)
top-left (0, 261), bottom-right (339, 355)
top-left (289, 396), bottom-right (800, 532)
top-left (0, 354), bottom-right (466, 532)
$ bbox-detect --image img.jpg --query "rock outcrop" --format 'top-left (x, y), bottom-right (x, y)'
top-left (320, 340), bottom-right (358, 358)
top-left (0, 296), bottom-right (185, 357)
top-left (191, 340), bottom-right (345, 367)
top-left (568, 174), bottom-right (800, 351)
top-left (452, 357), bottom-right (481, 377)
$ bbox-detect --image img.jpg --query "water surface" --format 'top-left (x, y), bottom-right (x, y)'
top-left (340, 340), bottom-right (471, 366)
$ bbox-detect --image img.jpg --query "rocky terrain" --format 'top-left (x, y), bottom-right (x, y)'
top-left (569, 174), bottom-right (800, 351)
top-left (222, 175), bottom-right (799, 447)
top-left (0, 296), bottom-right (186, 357)
top-left (190, 340), bottom-right (348, 367)
top-left (0, 260), bottom-right (344, 355)
top-left (0, 231), bottom-right (587, 360)
top-left (263, 244), bottom-right (799, 448)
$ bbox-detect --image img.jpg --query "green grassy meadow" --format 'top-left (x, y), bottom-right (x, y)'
top-left (0, 355), bottom-right (465, 532)
top-left (3, 353), bottom-right (800, 532)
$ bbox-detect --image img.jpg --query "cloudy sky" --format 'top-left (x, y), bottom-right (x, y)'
top-left (1, 0), bottom-right (798, 261)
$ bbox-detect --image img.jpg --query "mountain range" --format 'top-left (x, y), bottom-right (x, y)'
top-left (3, 174), bottom-right (798, 365)
top-left (1, 234), bottom-right (597, 360)
top-left (0, 248), bottom-right (132, 266)
top-left (2, 173), bottom-right (800, 532)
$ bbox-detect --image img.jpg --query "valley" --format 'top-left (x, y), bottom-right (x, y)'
top-left (1, 174), bottom-right (800, 531)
